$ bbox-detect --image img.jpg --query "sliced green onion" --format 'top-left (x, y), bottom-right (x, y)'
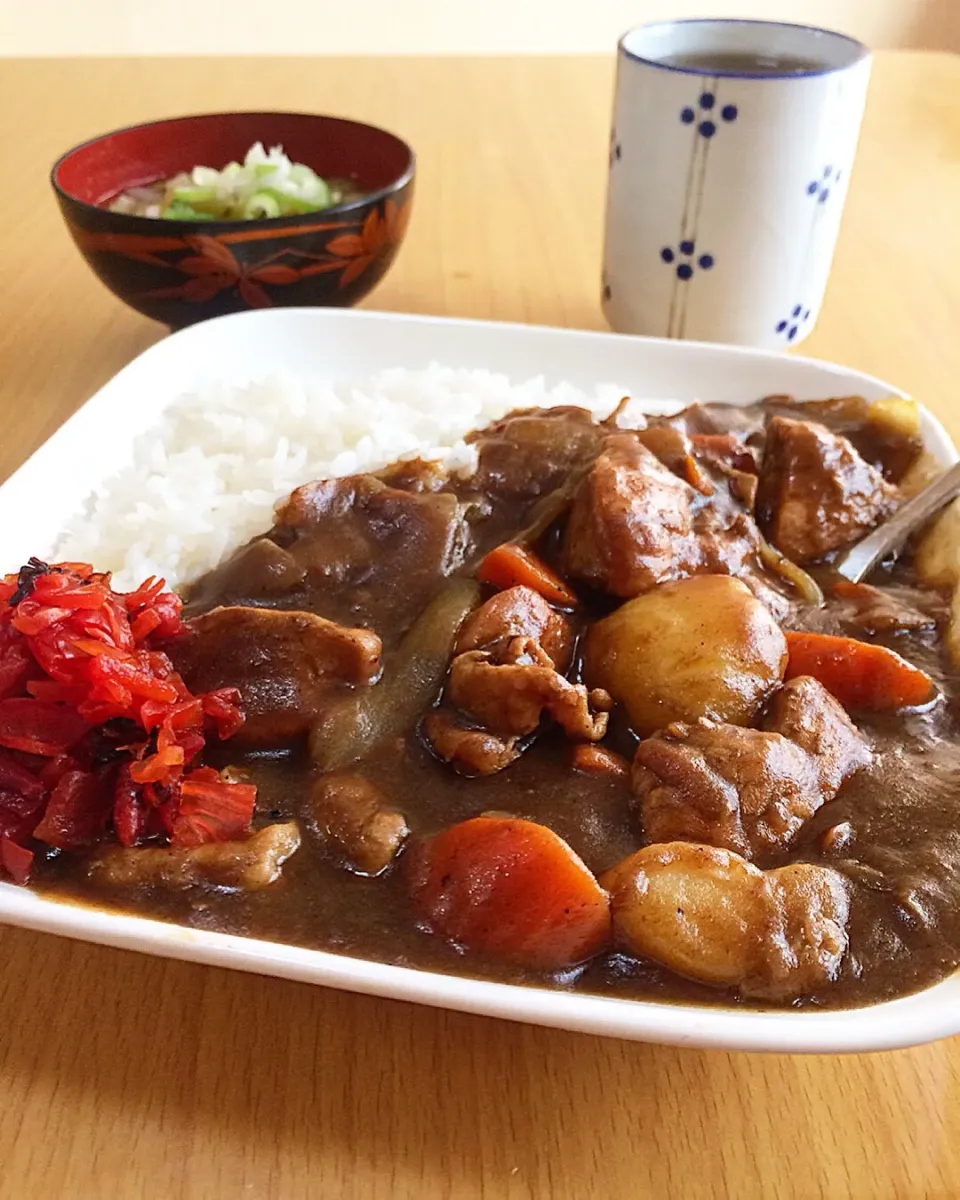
top-left (306, 178), bottom-right (333, 208)
top-left (242, 191), bottom-right (281, 219)
top-left (172, 185), bottom-right (217, 203)
top-left (114, 143), bottom-right (350, 221)
top-left (252, 185), bottom-right (330, 215)
top-left (161, 200), bottom-right (211, 221)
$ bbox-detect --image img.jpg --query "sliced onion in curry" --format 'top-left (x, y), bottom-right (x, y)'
top-left (511, 457), bottom-right (599, 547)
top-left (309, 578), bottom-right (481, 771)
top-left (758, 536), bottom-right (825, 607)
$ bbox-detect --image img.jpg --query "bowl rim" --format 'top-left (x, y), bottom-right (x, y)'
top-left (50, 109), bottom-right (417, 231)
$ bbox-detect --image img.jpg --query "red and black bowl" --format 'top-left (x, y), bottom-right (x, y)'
top-left (52, 111), bottom-right (415, 328)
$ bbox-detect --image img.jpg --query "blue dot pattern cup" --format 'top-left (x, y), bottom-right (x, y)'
top-left (603, 19), bottom-right (872, 349)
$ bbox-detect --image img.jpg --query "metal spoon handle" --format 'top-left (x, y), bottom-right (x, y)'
top-left (836, 459), bottom-right (960, 583)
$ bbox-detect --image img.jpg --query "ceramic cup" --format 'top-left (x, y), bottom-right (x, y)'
top-left (602, 19), bottom-right (871, 349)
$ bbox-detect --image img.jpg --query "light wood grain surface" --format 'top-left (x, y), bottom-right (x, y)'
top-left (1, 52), bottom-right (959, 1200)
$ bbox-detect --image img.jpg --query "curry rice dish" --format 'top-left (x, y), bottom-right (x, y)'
top-left (3, 390), bottom-right (960, 1012)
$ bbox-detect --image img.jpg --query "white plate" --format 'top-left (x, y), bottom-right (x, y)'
top-left (1, 307), bottom-right (956, 1053)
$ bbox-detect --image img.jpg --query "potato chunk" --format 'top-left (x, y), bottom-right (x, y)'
top-left (602, 842), bottom-right (771, 987)
top-left (868, 396), bottom-right (920, 440)
top-left (910, 458), bottom-right (960, 668)
top-left (600, 842), bottom-right (849, 999)
top-left (584, 576), bottom-right (787, 736)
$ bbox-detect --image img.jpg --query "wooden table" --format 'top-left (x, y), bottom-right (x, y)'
top-left (1, 51), bottom-right (959, 1199)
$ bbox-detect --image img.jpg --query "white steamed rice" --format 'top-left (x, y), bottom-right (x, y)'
top-left (57, 366), bottom-right (627, 592)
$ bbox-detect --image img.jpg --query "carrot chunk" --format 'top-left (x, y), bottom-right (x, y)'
top-left (477, 544), bottom-right (577, 607)
top-left (407, 816), bottom-right (611, 969)
top-left (571, 744), bottom-right (630, 779)
top-left (784, 631), bottom-right (935, 711)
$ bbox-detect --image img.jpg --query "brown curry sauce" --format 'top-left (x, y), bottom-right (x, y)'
top-left (30, 398), bottom-right (960, 1010)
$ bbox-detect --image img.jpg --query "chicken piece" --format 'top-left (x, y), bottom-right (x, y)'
top-left (633, 675), bottom-right (871, 859)
top-left (468, 406), bottom-right (606, 502)
top-left (662, 401), bottom-right (766, 440)
top-left (832, 580), bottom-right (937, 635)
top-left (88, 823), bottom-right (301, 892)
top-left (738, 566), bottom-right (792, 623)
top-left (756, 862), bottom-right (851, 1001)
top-left (448, 645), bottom-right (611, 741)
top-left (274, 474), bottom-right (468, 633)
top-left (375, 456), bottom-right (450, 493)
top-left (426, 582), bottom-right (603, 775)
top-left (686, 431), bottom-right (759, 480)
top-left (455, 585), bottom-right (572, 670)
top-left (632, 721), bottom-right (823, 859)
top-left (764, 395), bottom-right (871, 425)
top-left (762, 675), bottom-right (872, 796)
top-left (686, 452), bottom-right (787, 611)
top-left (763, 394), bottom-right (923, 483)
top-left (422, 710), bottom-right (521, 776)
top-left (561, 431), bottom-right (777, 606)
top-left (600, 841), bottom-right (849, 1001)
top-left (696, 508), bottom-right (766, 581)
top-left (756, 416), bottom-right (898, 563)
top-left (184, 538), bottom-right (307, 613)
top-left (633, 425), bottom-right (760, 506)
top-left (562, 434), bottom-right (697, 596)
top-left (307, 773), bottom-right (408, 875)
top-left (174, 606), bottom-right (382, 747)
